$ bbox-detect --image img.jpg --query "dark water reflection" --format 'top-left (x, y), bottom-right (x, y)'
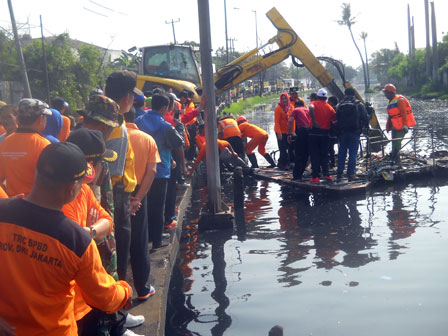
top-left (166, 95), bottom-right (448, 336)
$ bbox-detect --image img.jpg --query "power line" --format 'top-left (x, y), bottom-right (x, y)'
top-left (83, 7), bottom-right (108, 17)
top-left (89, 0), bottom-right (114, 12)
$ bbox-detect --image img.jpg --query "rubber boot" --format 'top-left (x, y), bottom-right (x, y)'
top-left (264, 153), bottom-right (276, 168)
top-left (247, 153), bottom-right (259, 168)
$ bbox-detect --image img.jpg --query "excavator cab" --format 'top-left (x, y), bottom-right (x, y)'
top-left (136, 45), bottom-right (202, 102)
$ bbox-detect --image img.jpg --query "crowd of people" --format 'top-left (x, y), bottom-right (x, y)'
top-left (0, 73), bottom-right (416, 335)
top-left (0, 70), bottom-right (214, 336)
top-left (275, 84), bottom-right (416, 182)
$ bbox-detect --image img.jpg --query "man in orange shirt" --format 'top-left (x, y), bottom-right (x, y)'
top-left (237, 116), bottom-right (275, 168)
top-left (218, 115), bottom-right (246, 160)
top-left (124, 108), bottom-right (160, 300)
top-left (186, 139), bottom-right (247, 176)
top-left (0, 142), bottom-right (131, 335)
top-left (0, 98), bottom-right (51, 196)
top-left (308, 89), bottom-right (336, 182)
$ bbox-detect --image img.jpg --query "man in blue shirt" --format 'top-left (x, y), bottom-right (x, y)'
top-left (136, 92), bottom-right (186, 251)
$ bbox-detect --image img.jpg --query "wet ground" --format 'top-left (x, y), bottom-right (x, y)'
top-left (166, 93), bottom-right (448, 335)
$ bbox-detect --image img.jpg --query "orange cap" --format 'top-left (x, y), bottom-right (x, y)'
top-left (382, 84), bottom-right (396, 93)
top-left (237, 116), bottom-right (247, 124)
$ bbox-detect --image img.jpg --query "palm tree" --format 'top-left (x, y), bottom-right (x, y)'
top-left (337, 3), bottom-right (369, 91)
top-left (360, 32), bottom-right (371, 88)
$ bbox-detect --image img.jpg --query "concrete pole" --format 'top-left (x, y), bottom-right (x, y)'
top-left (224, 0), bottom-right (229, 64)
top-left (40, 15), bottom-right (50, 104)
top-left (407, 5), bottom-right (412, 58)
top-left (197, 0), bottom-right (223, 213)
top-left (424, 0), bottom-right (431, 77)
top-left (430, 1), bottom-right (438, 82)
top-left (8, 0), bottom-right (31, 98)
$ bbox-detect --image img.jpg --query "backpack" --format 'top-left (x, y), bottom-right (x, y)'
top-left (336, 99), bottom-right (361, 133)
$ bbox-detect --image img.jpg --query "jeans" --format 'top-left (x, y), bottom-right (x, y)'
top-left (147, 178), bottom-right (168, 247)
top-left (337, 132), bottom-right (360, 175)
top-left (112, 185), bottom-right (131, 281)
top-left (130, 193), bottom-right (151, 297)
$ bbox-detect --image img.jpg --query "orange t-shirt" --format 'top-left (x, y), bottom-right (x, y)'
top-left (195, 139), bottom-right (230, 164)
top-left (58, 115), bottom-right (71, 142)
top-left (126, 123), bottom-right (160, 184)
top-left (238, 122), bottom-right (268, 139)
top-left (0, 125), bottom-right (5, 135)
top-left (274, 104), bottom-right (294, 134)
top-left (195, 134), bottom-right (205, 150)
top-left (0, 185), bottom-right (7, 198)
top-left (218, 118), bottom-right (241, 138)
top-left (312, 100), bottom-right (336, 130)
top-left (62, 183), bottom-right (114, 320)
top-left (0, 130), bottom-right (50, 196)
top-left (0, 198), bottom-right (131, 336)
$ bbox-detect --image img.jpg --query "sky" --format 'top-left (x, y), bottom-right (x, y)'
top-left (1, 0), bottom-right (448, 69)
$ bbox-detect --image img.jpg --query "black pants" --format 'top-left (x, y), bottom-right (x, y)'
top-left (130, 193), bottom-right (151, 297)
top-left (226, 136), bottom-right (246, 161)
top-left (277, 133), bottom-right (289, 169)
top-left (165, 150), bottom-right (181, 225)
top-left (77, 308), bottom-right (126, 336)
top-left (147, 178), bottom-right (168, 247)
top-left (308, 129), bottom-right (330, 178)
top-left (113, 185), bottom-right (131, 281)
top-left (293, 128), bottom-right (309, 179)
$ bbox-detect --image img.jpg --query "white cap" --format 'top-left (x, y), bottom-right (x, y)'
top-left (317, 88), bottom-right (327, 98)
top-left (169, 92), bottom-right (180, 102)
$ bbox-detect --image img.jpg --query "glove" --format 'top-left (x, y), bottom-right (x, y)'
top-left (403, 125), bottom-right (409, 133)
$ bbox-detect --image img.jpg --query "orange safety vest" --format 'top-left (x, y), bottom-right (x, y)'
top-left (387, 95), bottom-right (416, 130)
top-left (218, 118), bottom-right (241, 138)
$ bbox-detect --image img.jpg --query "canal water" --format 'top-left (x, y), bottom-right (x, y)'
top-left (166, 94), bottom-right (448, 336)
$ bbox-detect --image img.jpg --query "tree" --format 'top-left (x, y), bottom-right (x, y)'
top-left (370, 46), bottom-right (401, 84)
top-left (337, 3), bottom-right (369, 91)
top-left (0, 31), bottom-right (20, 81)
top-left (360, 32), bottom-right (370, 88)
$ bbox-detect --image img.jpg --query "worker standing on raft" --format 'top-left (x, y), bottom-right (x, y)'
top-left (382, 84), bottom-right (416, 164)
top-left (236, 116), bottom-right (276, 168)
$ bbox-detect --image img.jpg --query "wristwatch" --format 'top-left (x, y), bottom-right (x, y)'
top-left (89, 226), bottom-right (97, 239)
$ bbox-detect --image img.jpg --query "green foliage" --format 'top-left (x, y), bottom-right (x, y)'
top-left (221, 94), bottom-right (278, 115)
top-left (0, 33), bottom-right (114, 110)
top-left (0, 31), bottom-right (20, 80)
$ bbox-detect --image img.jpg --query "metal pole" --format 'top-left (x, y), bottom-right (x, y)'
top-left (8, 0), bottom-right (31, 98)
top-left (197, 0), bottom-right (223, 213)
top-left (40, 15), bottom-right (50, 104)
top-left (424, 0), bottom-right (431, 77)
top-left (252, 10), bottom-right (258, 49)
top-left (224, 0), bottom-right (229, 63)
top-left (165, 19), bottom-right (180, 44)
top-left (430, 2), bottom-right (439, 82)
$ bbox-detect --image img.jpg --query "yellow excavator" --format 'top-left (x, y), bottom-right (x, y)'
top-left (136, 7), bottom-right (383, 144)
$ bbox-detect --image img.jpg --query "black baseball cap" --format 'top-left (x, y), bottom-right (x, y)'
top-left (37, 142), bottom-right (88, 182)
top-left (289, 87), bottom-right (299, 93)
top-left (66, 128), bottom-right (117, 163)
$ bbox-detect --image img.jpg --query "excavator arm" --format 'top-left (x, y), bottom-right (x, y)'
top-left (214, 7), bottom-right (384, 146)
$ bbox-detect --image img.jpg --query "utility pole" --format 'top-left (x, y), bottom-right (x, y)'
top-left (40, 15), bottom-right (50, 104)
top-left (430, 1), bottom-right (438, 82)
top-left (8, 0), bottom-right (31, 98)
top-left (424, 0), bottom-right (431, 77)
top-left (224, 0), bottom-right (229, 63)
top-left (252, 10), bottom-right (258, 49)
top-left (165, 18), bottom-right (180, 44)
top-left (197, 0), bottom-right (233, 230)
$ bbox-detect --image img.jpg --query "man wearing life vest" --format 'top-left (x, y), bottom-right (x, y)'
top-left (217, 115), bottom-right (246, 160)
top-left (382, 84), bottom-right (416, 164)
top-left (237, 116), bottom-right (276, 168)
